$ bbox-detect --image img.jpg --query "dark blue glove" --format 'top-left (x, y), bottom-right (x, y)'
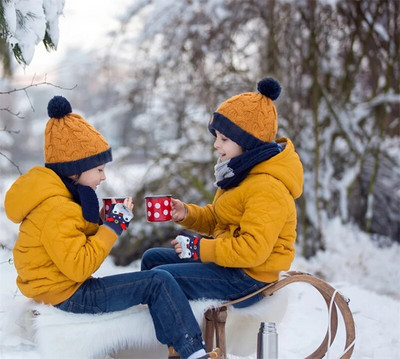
top-left (175, 232), bottom-right (201, 261)
top-left (104, 203), bottom-right (133, 235)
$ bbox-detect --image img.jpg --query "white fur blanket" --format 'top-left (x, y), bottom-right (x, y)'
top-left (3, 291), bottom-right (288, 359)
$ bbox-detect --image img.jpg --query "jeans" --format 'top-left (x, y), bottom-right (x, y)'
top-left (141, 248), bottom-right (268, 308)
top-left (55, 270), bottom-right (205, 359)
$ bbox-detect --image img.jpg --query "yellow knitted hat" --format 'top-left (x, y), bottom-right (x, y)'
top-left (209, 78), bottom-right (281, 149)
top-left (44, 96), bottom-right (112, 176)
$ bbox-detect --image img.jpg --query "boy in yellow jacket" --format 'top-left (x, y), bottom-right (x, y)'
top-left (4, 96), bottom-right (219, 359)
top-left (141, 78), bottom-right (304, 307)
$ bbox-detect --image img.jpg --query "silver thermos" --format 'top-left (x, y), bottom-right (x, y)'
top-left (257, 322), bottom-right (278, 359)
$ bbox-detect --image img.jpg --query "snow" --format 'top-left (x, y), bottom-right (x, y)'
top-left (3, 0), bottom-right (64, 65)
top-left (1, 214), bottom-right (399, 358)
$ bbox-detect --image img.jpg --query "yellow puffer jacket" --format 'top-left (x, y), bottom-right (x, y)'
top-left (4, 166), bottom-right (117, 305)
top-left (179, 138), bottom-right (304, 283)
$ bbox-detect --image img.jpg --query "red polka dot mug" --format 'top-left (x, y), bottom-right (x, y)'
top-left (145, 195), bottom-right (172, 222)
top-left (102, 197), bottom-right (126, 215)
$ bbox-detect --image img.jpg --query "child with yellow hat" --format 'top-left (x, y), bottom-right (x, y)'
top-left (141, 78), bottom-right (304, 308)
top-left (4, 96), bottom-right (220, 359)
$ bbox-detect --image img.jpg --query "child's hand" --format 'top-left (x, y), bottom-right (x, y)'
top-left (104, 197), bottom-right (134, 235)
top-left (100, 197), bottom-right (134, 223)
top-left (123, 197), bottom-right (134, 212)
top-left (171, 198), bottom-right (186, 221)
top-left (172, 232), bottom-right (201, 260)
top-left (171, 237), bottom-right (183, 255)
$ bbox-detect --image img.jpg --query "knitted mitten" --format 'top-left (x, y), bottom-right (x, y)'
top-left (104, 203), bottom-right (133, 235)
top-left (175, 232), bottom-right (201, 261)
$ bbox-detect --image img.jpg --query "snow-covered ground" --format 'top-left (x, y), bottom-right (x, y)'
top-left (1, 217), bottom-right (399, 359)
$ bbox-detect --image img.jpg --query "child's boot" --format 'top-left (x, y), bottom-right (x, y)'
top-left (198, 347), bottom-right (221, 359)
top-left (168, 346), bottom-right (220, 359)
top-left (168, 346), bottom-right (181, 359)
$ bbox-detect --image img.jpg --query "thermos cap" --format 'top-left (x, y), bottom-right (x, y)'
top-left (259, 322), bottom-right (277, 333)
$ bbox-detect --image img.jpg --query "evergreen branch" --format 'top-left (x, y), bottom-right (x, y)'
top-left (10, 43), bottom-right (25, 65)
top-left (43, 29), bottom-right (56, 51)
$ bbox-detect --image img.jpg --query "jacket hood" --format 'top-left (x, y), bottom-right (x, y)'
top-left (250, 138), bottom-right (304, 199)
top-left (5, 166), bottom-right (72, 223)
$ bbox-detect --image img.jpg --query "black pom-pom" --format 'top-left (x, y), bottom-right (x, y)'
top-left (47, 96), bottom-right (72, 118)
top-left (257, 78), bottom-right (281, 101)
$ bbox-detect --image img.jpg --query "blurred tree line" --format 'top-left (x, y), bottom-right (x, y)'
top-left (107, 0), bottom-right (399, 262)
top-left (1, 0), bottom-right (399, 264)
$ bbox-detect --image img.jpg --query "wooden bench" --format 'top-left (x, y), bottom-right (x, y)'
top-left (203, 271), bottom-right (356, 359)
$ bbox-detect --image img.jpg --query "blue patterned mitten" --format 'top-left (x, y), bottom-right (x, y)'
top-left (175, 232), bottom-right (201, 261)
top-left (104, 203), bottom-right (133, 235)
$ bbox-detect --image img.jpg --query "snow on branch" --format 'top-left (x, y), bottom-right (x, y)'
top-left (0, 0), bottom-right (65, 65)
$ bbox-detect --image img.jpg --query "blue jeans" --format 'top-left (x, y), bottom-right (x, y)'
top-left (141, 248), bottom-right (268, 308)
top-left (55, 270), bottom-right (205, 359)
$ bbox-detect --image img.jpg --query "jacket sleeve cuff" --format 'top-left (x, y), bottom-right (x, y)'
top-left (199, 238), bottom-right (217, 263)
top-left (176, 203), bottom-right (196, 227)
top-left (174, 204), bottom-right (188, 223)
top-left (100, 223), bottom-right (119, 244)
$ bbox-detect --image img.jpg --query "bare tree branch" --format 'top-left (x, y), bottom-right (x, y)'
top-left (0, 76), bottom-right (76, 174)
top-left (0, 152), bottom-right (22, 175)
top-left (0, 126), bottom-right (20, 134)
top-left (0, 75), bottom-right (77, 95)
top-left (0, 108), bottom-right (24, 119)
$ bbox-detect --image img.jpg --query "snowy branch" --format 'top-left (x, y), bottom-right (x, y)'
top-left (1, 0), bottom-right (66, 65)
